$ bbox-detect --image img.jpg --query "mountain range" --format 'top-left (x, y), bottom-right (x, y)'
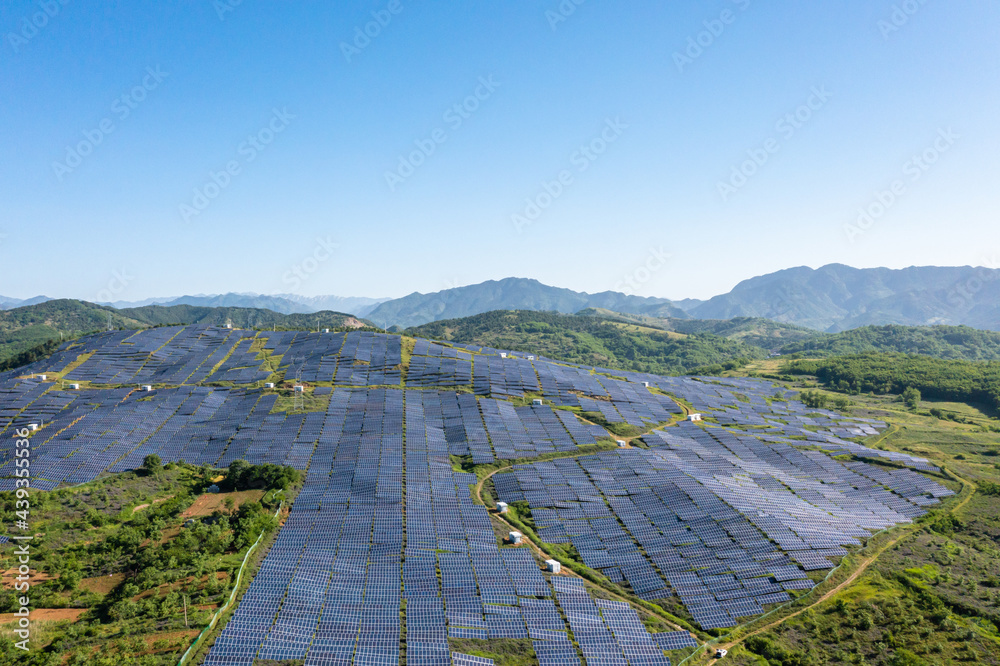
top-left (679, 264), bottom-right (1000, 332)
top-left (3, 264), bottom-right (997, 331)
top-left (365, 278), bottom-right (690, 329)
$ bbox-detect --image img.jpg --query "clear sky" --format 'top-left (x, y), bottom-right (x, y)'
top-left (2, 1), bottom-right (998, 303)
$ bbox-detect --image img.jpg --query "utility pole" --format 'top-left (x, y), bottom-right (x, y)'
top-left (183, 595), bottom-right (188, 628)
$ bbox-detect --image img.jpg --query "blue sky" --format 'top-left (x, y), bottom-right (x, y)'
top-left (2, 1), bottom-right (998, 303)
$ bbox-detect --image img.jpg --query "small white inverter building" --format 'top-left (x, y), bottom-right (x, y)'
top-left (508, 531), bottom-right (523, 545)
top-left (496, 502), bottom-right (509, 514)
top-left (688, 413), bottom-right (702, 422)
top-left (545, 559), bottom-right (561, 573)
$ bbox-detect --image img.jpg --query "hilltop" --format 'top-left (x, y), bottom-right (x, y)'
top-left (405, 309), bottom-right (766, 375)
top-left (684, 264), bottom-right (1000, 332)
top-left (366, 277), bottom-right (689, 329)
top-left (0, 300), bottom-right (368, 366)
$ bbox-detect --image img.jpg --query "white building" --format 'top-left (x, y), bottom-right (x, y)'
top-left (532, 399), bottom-right (544, 406)
top-left (508, 531), bottom-right (523, 545)
top-left (294, 385), bottom-right (305, 393)
top-left (545, 559), bottom-right (561, 573)
top-left (688, 413), bottom-right (702, 422)
top-left (616, 439), bottom-right (627, 448)
top-left (142, 385), bottom-right (153, 392)
top-left (496, 502), bottom-right (509, 514)
top-left (68, 383), bottom-right (81, 390)
top-left (264, 382), bottom-right (276, 389)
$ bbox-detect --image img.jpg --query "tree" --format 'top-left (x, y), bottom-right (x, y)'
top-left (141, 454), bottom-right (162, 476)
top-left (902, 386), bottom-right (921, 410)
top-left (833, 395), bottom-right (851, 411)
top-left (800, 390), bottom-right (828, 409)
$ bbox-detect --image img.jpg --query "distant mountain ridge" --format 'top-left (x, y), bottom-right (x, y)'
top-left (5, 264), bottom-right (999, 331)
top-left (366, 277), bottom-right (690, 329)
top-left (0, 295), bottom-right (52, 310)
top-left (105, 292), bottom-right (389, 317)
top-left (687, 264), bottom-right (1000, 332)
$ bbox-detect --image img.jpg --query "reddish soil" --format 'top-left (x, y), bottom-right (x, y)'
top-left (180, 490), bottom-right (264, 519)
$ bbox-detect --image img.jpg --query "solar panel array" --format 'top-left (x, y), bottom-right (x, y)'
top-left (201, 388), bottom-right (675, 665)
top-left (494, 419), bottom-right (952, 629)
top-left (0, 326), bottom-right (955, 649)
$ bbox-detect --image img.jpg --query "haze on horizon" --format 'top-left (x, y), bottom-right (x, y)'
top-left (2, 2), bottom-right (998, 303)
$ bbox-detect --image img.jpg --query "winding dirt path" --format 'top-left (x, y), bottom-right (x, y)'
top-left (698, 468), bottom-right (977, 665)
top-left (477, 466), bottom-right (693, 635)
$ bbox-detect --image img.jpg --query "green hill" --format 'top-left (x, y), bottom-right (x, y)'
top-left (779, 324), bottom-right (1000, 361)
top-left (784, 352), bottom-right (1000, 412)
top-left (118, 304), bottom-right (366, 330)
top-left (0, 300), bottom-right (368, 367)
top-left (0, 300), bottom-right (146, 365)
top-left (577, 309), bottom-right (819, 349)
top-left (405, 310), bottom-right (766, 375)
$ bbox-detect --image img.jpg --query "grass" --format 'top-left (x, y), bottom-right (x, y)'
top-left (683, 371), bottom-right (1000, 665)
top-left (447, 638), bottom-right (536, 666)
top-left (0, 463), bottom-right (292, 665)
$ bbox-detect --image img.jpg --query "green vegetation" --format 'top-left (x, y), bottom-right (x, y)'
top-left (0, 300), bottom-right (146, 365)
top-left (780, 324), bottom-right (1000, 361)
top-left (220, 460), bottom-right (300, 492)
top-left (783, 353), bottom-right (1000, 413)
top-left (447, 638), bottom-right (536, 666)
top-left (576, 310), bottom-right (820, 349)
top-left (0, 461), bottom-right (298, 665)
top-left (407, 310), bottom-right (766, 375)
